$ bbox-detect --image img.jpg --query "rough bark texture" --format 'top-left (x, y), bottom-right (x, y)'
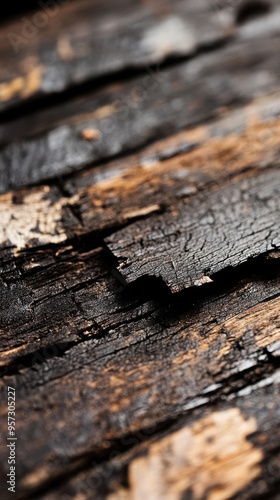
top-left (1, 1), bottom-right (280, 500)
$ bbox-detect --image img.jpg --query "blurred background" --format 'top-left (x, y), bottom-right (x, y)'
top-left (1, 0), bottom-right (280, 193)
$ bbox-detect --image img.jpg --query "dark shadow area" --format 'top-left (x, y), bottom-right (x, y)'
top-left (236, 0), bottom-right (271, 25)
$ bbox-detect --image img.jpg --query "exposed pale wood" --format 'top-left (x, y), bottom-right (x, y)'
top-left (38, 381), bottom-right (280, 500)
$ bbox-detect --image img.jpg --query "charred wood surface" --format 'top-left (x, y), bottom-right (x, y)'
top-left (1, 1), bottom-right (280, 500)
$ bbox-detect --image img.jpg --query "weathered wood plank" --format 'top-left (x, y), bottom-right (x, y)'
top-left (0, 243), bottom-right (145, 367)
top-left (1, 0), bottom-right (279, 115)
top-left (3, 33), bottom-right (280, 192)
top-left (4, 96), bottom-right (280, 368)
top-left (1, 254), bottom-right (280, 497)
top-left (1, 97), bottom-right (280, 255)
top-left (0, 0), bottom-right (231, 113)
top-left (1, 3), bottom-right (280, 500)
top-left (106, 168), bottom-right (280, 292)
top-left (38, 382), bottom-right (280, 500)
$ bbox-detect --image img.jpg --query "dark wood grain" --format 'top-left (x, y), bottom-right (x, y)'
top-left (106, 168), bottom-right (280, 292)
top-left (37, 381), bottom-right (280, 500)
top-left (0, 0), bottom-right (231, 113)
top-left (1, 251), bottom-right (280, 498)
top-left (3, 32), bottom-right (280, 192)
top-left (1, 2), bottom-right (280, 500)
top-left (1, 0), bottom-right (279, 114)
top-left (1, 98), bottom-right (280, 253)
